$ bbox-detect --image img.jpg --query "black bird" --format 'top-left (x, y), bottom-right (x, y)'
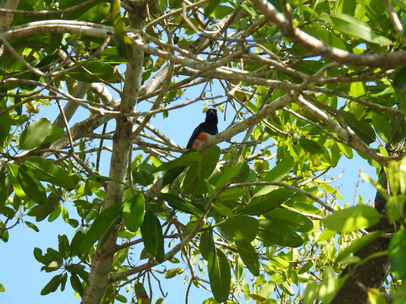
top-left (186, 108), bottom-right (218, 149)
top-left (161, 108), bottom-right (218, 187)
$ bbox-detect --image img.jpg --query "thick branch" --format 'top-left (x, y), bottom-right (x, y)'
top-left (0, 0), bottom-right (19, 29)
top-left (53, 82), bottom-right (91, 128)
top-left (80, 3), bottom-right (146, 304)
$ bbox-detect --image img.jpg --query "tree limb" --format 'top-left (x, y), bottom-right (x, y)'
top-left (251, 0), bottom-right (406, 67)
top-left (80, 3), bottom-right (147, 303)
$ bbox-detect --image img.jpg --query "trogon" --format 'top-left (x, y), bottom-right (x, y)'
top-left (162, 108), bottom-right (218, 186)
top-left (186, 108), bottom-right (218, 149)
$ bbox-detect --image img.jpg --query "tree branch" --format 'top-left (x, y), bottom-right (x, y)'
top-left (295, 96), bottom-right (390, 166)
top-left (251, 0), bottom-right (406, 67)
top-left (80, 3), bottom-right (147, 302)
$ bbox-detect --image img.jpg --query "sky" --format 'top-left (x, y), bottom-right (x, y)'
top-left (0, 71), bottom-right (379, 304)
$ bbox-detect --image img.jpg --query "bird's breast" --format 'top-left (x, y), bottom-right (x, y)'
top-left (192, 132), bottom-right (211, 148)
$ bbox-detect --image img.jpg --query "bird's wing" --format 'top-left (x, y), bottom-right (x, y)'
top-left (186, 122), bottom-right (205, 149)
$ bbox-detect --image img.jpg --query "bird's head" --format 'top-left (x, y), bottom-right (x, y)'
top-left (205, 108), bottom-right (218, 124)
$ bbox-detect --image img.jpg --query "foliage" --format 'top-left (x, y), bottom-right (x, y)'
top-left (0, 0), bottom-right (405, 303)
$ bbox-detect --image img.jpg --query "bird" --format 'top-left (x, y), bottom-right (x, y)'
top-left (161, 108), bottom-right (218, 187)
top-left (186, 108), bottom-right (218, 149)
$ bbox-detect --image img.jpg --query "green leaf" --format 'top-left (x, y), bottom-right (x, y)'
top-left (62, 272), bottom-right (69, 291)
top-left (322, 205), bottom-right (380, 233)
top-left (40, 248), bottom-right (62, 270)
top-left (389, 229), bottom-right (406, 279)
top-left (393, 66), bottom-right (406, 90)
top-left (350, 81), bottom-right (366, 98)
top-left (216, 187), bottom-right (246, 200)
top-left (336, 142), bottom-right (353, 159)
top-left (264, 208), bottom-right (313, 232)
top-left (240, 3), bottom-right (258, 18)
top-left (367, 288), bottom-right (387, 304)
top-left (33, 247), bottom-right (46, 264)
top-left (70, 274), bottom-right (84, 296)
top-left (0, 283), bottom-right (4, 292)
top-left (134, 281), bottom-right (151, 304)
top-left (0, 172), bottom-right (9, 208)
top-left (199, 146), bottom-right (221, 177)
top-left (133, 163), bottom-right (155, 186)
top-left (23, 156), bottom-right (74, 189)
top-left (182, 163), bottom-right (204, 194)
top-left (78, 2), bottom-right (109, 23)
top-left (317, 266), bottom-right (340, 303)
top-left (330, 141), bottom-right (341, 168)
top-left (25, 221), bottom-right (40, 232)
top-left (123, 193), bottom-right (145, 232)
top-left (372, 113), bottom-right (391, 143)
top-left (267, 0), bottom-right (282, 12)
top-left (214, 162), bottom-right (244, 189)
top-left (319, 183), bottom-right (344, 200)
top-left (7, 163), bottom-right (30, 201)
top-left (17, 166), bottom-right (47, 204)
top-left (18, 118), bottom-right (52, 150)
top-left (58, 234), bottom-right (70, 258)
top-left (79, 203), bottom-right (122, 254)
top-left (304, 26), bottom-right (348, 51)
top-left (157, 151), bottom-right (202, 172)
top-left (1, 228), bottom-right (9, 242)
top-left (208, 248), bottom-right (231, 303)
top-left (318, 229), bottom-right (337, 242)
top-left (327, 13), bottom-right (392, 45)
top-left (219, 215), bottom-right (258, 242)
top-left (258, 219), bottom-right (303, 247)
top-left (162, 166), bottom-right (184, 187)
top-left (68, 264), bottom-right (88, 282)
top-left (164, 267), bottom-right (184, 279)
top-left (41, 274), bottom-right (62, 295)
top-left (299, 137), bottom-right (323, 154)
top-left (200, 230), bottom-right (216, 260)
top-left (393, 284), bottom-right (406, 303)
top-left (67, 61), bottom-right (115, 83)
top-left (336, 231), bottom-right (382, 263)
top-left (159, 193), bottom-right (204, 216)
top-left (235, 238), bottom-right (260, 276)
top-left (242, 188), bottom-right (293, 216)
top-left (31, 193), bottom-right (59, 222)
top-left (253, 155), bottom-right (294, 197)
top-left (341, 111), bottom-right (376, 144)
top-left (211, 202), bottom-right (235, 217)
top-left (43, 125), bottom-right (64, 144)
top-left (112, 0), bottom-right (133, 58)
top-left (182, 146), bottom-right (220, 194)
top-left (70, 231), bottom-right (84, 258)
top-left (204, 0), bottom-right (222, 17)
top-left (0, 111), bottom-right (11, 147)
top-left (140, 210), bottom-right (165, 262)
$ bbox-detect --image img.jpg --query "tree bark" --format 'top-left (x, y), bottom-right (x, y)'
top-left (80, 2), bottom-right (146, 304)
top-left (330, 192), bottom-right (392, 304)
top-left (331, 117), bottom-right (406, 304)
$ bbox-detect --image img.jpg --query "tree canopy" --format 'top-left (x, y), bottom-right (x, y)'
top-left (0, 0), bottom-right (406, 303)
